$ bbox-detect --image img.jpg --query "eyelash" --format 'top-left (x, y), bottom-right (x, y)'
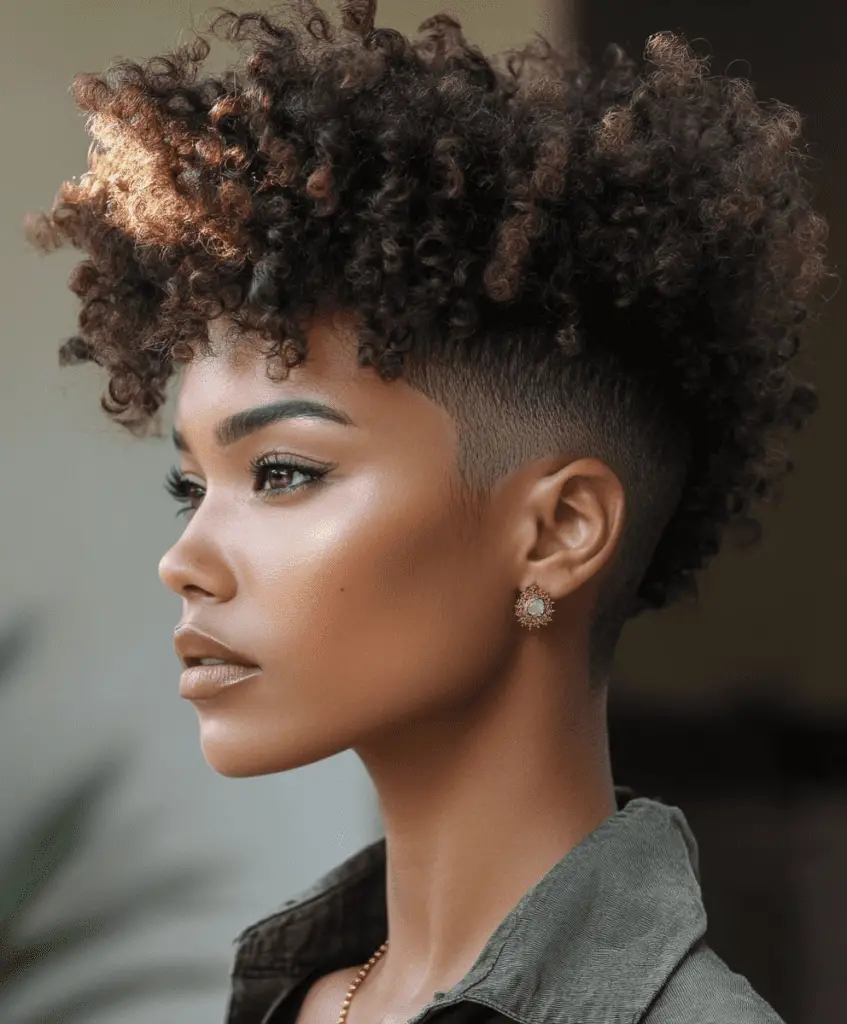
top-left (163, 452), bottom-right (330, 519)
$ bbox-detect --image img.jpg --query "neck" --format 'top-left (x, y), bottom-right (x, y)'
top-left (353, 648), bottom-right (616, 1012)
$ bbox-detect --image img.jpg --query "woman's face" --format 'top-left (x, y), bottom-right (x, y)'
top-left (158, 312), bottom-right (517, 777)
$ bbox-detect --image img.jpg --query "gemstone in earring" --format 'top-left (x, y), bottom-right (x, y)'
top-left (515, 583), bottom-right (554, 629)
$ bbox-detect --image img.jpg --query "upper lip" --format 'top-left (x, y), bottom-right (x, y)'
top-left (174, 625), bottom-right (259, 669)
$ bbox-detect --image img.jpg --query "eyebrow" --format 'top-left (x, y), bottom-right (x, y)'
top-left (172, 398), bottom-right (356, 454)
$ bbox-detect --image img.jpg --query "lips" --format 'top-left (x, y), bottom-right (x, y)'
top-left (173, 624), bottom-right (259, 670)
top-left (179, 661), bottom-right (261, 700)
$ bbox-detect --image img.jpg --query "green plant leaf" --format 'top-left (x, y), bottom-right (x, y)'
top-left (9, 961), bottom-right (231, 1024)
top-left (0, 858), bottom-right (237, 997)
top-left (0, 753), bottom-right (129, 941)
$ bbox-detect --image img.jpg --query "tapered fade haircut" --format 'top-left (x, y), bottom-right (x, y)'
top-left (24, 0), bottom-right (829, 685)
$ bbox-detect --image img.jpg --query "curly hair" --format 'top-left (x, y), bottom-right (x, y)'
top-left (23, 0), bottom-right (829, 684)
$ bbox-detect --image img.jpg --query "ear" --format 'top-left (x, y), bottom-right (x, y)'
top-left (513, 457), bottom-right (627, 605)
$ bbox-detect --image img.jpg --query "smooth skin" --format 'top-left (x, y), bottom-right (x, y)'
top-left (158, 309), bottom-right (626, 1021)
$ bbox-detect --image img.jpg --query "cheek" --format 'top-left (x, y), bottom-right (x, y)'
top-left (251, 483), bottom-right (511, 721)
top-left (313, 502), bottom-right (511, 726)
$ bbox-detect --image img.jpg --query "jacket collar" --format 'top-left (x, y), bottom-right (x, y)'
top-left (227, 787), bottom-right (707, 1024)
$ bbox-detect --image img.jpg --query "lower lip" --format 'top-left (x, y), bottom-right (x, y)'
top-left (179, 663), bottom-right (261, 700)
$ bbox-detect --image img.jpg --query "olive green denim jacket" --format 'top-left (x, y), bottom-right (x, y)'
top-left (225, 786), bottom-right (785, 1024)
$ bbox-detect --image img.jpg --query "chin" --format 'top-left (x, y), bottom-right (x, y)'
top-left (197, 724), bottom-right (351, 777)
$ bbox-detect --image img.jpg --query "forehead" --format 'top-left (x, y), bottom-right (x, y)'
top-left (180, 312), bottom-right (373, 404)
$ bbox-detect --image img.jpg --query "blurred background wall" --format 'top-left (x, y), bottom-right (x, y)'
top-left (594, 0), bottom-right (847, 713)
top-left (2, 1), bottom-right (843, 1023)
top-left (1, 3), bottom-right (572, 1024)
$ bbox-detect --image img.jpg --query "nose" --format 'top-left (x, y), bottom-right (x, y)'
top-left (158, 545), bottom-right (199, 597)
top-left (158, 543), bottom-right (229, 600)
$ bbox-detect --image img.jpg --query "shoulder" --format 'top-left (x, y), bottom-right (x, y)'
top-left (644, 941), bottom-right (785, 1024)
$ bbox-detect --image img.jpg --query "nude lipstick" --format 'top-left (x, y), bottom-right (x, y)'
top-left (179, 661), bottom-right (261, 700)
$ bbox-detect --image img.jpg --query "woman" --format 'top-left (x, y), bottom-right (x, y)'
top-left (24, 2), bottom-right (828, 1022)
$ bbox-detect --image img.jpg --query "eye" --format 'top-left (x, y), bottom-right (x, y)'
top-left (163, 453), bottom-right (331, 519)
top-left (163, 467), bottom-right (203, 518)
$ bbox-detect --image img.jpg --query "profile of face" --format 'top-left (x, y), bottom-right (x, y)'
top-left (158, 312), bottom-right (522, 778)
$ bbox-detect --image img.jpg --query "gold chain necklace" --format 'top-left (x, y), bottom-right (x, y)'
top-left (337, 940), bottom-right (389, 1023)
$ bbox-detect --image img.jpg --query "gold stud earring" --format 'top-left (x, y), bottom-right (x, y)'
top-left (514, 582), bottom-right (555, 629)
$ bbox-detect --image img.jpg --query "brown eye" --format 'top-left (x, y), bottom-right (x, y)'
top-left (250, 455), bottom-right (328, 497)
top-left (258, 464), bottom-right (309, 491)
